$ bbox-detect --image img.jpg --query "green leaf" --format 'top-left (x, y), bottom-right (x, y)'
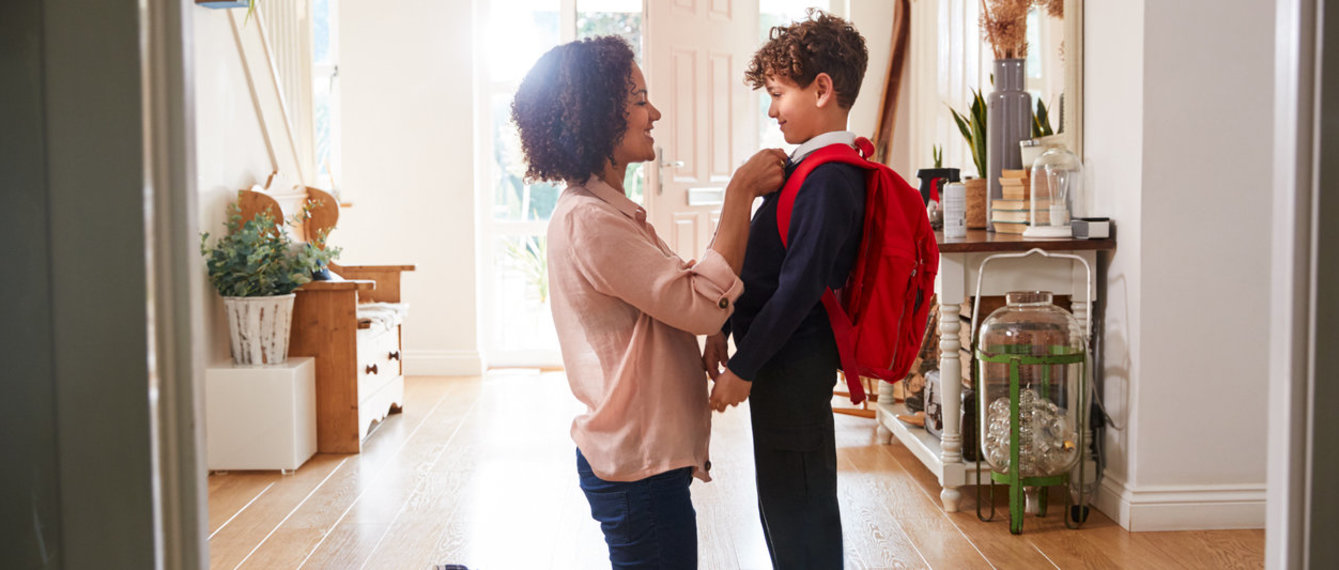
top-left (949, 107), bottom-right (973, 142)
top-left (946, 87), bottom-right (990, 178)
top-left (1032, 98), bottom-right (1054, 138)
top-left (199, 191), bottom-right (341, 297)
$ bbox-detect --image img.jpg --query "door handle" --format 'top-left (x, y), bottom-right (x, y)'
top-left (655, 147), bottom-right (684, 195)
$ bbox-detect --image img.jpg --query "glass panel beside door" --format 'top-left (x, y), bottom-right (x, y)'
top-left (479, 0), bottom-right (644, 367)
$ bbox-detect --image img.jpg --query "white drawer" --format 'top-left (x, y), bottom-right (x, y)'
top-left (354, 324), bottom-right (405, 440)
top-left (356, 326), bottom-right (401, 400)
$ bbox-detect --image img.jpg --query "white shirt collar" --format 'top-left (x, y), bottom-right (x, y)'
top-left (789, 130), bottom-right (857, 164)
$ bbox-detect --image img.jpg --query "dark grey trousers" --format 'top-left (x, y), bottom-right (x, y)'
top-left (748, 336), bottom-right (843, 570)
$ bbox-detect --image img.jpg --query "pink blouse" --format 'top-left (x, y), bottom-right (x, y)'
top-left (547, 176), bottom-right (744, 482)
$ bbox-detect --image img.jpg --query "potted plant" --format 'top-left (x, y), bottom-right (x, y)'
top-left (201, 194), bottom-right (339, 365)
top-left (949, 88), bottom-right (990, 229)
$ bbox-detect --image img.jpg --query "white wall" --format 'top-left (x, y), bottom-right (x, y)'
top-left (194, 9), bottom-right (281, 366)
top-left (843, 0), bottom-right (912, 176)
top-left (1136, 0), bottom-right (1272, 524)
top-left (339, 0), bottom-right (481, 375)
top-left (1083, 0), bottom-right (1143, 520)
top-left (1086, 0), bottom-right (1272, 530)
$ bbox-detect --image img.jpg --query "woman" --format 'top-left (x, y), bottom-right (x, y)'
top-left (511, 36), bottom-right (785, 569)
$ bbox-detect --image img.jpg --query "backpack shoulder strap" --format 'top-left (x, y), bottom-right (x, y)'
top-left (775, 139), bottom-right (875, 248)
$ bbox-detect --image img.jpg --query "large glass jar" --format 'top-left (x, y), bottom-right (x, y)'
top-left (1023, 147), bottom-right (1082, 238)
top-left (976, 291), bottom-right (1086, 477)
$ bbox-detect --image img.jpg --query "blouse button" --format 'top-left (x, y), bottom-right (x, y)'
top-left (718, 298), bottom-right (729, 309)
top-left (705, 460), bottom-right (712, 471)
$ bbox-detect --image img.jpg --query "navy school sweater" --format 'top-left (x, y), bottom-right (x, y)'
top-left (725, 160), bottom-right (867, 381)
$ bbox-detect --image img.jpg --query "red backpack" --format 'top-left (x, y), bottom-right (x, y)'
top-left (776, 137), bottom-right (939, 404)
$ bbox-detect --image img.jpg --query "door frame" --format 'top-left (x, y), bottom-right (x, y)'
top-left (146, 0), bottom-right (210, 565)
top-left (1266, 0), bottom-right (1325, 567)
top-left (3, 0), bottom-right (207, 566)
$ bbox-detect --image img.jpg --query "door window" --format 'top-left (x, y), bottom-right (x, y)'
top-left (756, 1), bottom-right (829, 152)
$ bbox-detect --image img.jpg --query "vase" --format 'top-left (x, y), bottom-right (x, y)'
top-left (986, 59), bottom-right (1033, 230)
top-left (223, 294), bottom-right (296, 365)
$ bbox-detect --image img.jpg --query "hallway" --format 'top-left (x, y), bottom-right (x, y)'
top-left (207, 373), bottom-right (1264, 569)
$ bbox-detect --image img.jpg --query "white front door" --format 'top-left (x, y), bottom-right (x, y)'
top-left (644, 0), bottom-right (759, 259)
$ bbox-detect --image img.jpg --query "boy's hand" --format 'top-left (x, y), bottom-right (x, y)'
top-left (709, 368), bottom-right (752, 412)
top-left (729, 148), bottom-right (788, 198)
top-left (702, 333), bottom-right (729, 381)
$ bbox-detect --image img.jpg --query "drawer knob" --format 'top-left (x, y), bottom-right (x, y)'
top-left (365, 363), bottom-right (379, 375)
top-left (388, 351), bottom-right (401, 361)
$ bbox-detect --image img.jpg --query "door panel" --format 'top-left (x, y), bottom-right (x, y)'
top-left (672, 214), bottom-right (698, 258)
top-left (646, 0), bottom-right (757, 258)
top-left (709, 53), bottom-right (734, 181)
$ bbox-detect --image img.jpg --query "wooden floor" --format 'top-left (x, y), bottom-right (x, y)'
top-left (207, 372), bottom-right (1263, 569)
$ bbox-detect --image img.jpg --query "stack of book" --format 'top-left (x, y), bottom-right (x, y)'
top-left (992, 170), bottom-right (1031, 234)
top-left (991, 199), bottom-right (1050, 234)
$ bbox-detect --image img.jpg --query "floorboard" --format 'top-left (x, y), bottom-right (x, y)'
top-left (207, 373), bottom-right (1264, 569)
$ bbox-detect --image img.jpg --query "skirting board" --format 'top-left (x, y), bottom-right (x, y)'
top-left (1096, 476), bottom-right (1266, 531)
top-left (403, 349), bottom-right (483, 376)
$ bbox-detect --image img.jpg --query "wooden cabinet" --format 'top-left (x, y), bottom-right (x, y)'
top-left (288, 267), bottom-right (412, 454)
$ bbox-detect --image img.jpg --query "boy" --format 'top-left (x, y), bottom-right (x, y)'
top-left (704, 10), bottom-right (869, 569)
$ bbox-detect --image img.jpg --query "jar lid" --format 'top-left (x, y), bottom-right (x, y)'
top-left (1005, 291), bottom-right (1053, 306)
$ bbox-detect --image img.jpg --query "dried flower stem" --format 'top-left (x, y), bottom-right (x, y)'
top-left (1038, 0), bottom-right (1063, 19)
top-left (980, 0), bottom-right (1030, 60)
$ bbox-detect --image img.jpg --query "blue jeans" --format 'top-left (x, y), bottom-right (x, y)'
top-left (576, 448), bottom-right (697, 569)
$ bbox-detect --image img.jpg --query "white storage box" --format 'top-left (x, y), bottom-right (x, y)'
top-left (206, 357), bottom-right (317, 471)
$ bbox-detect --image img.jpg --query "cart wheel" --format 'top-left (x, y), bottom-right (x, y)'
top-left (1070, 505), bottom-right (1090, 524)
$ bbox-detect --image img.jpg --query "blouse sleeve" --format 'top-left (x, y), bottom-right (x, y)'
top-left (569, 205), bottom-right (744, 335)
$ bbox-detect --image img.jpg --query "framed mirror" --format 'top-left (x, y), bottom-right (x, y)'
top-left (905, 0), bottom-right (1083, 178)
top-left (1033, 0), bottom-right (1083, 158)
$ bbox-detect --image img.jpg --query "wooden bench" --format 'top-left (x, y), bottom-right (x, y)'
top-left (238, 185), bottom-right (414, 453)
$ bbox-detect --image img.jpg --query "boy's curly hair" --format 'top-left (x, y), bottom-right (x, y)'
top-left (744, 10), bottom-right (869, 109)
top-left (511, 36), bottom-right (636, 183)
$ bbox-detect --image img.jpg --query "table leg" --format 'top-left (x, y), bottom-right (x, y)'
top-left (876, 380), bottom-right (894, 444)
top-left (939, 302), bottom-right (963, 512)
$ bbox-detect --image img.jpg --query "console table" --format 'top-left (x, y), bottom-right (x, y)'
top-left (874, 229), bottom-right (1116, 512)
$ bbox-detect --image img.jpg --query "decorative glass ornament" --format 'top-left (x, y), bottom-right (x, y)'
top-left (1023, 147), bottom-right (1083, 238)
top-left (974, 290), bottom-right (1090, 533)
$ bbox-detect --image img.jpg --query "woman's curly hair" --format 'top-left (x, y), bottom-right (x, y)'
top-left (744, 10), bottom-right (868, 109)
top-left (511, 36), bottom-right (636, 183)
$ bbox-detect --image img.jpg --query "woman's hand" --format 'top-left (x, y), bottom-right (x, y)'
top-left (709, 148), bottom-right (787, 274)
top-left (702, 333), bottom-right (729, 381)
top-left (729, 148), bottom-right (788, 198)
